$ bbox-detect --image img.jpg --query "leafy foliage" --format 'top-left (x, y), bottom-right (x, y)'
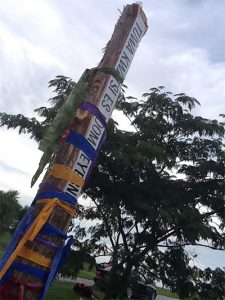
top-left (0, 78), bottom-right (224, 299)
top-left (59, 237), bottom-right (95, 279)
top-left (0, 190), bottom-right (27, 233)
top-left (81, 87), bottom-right (225, 299)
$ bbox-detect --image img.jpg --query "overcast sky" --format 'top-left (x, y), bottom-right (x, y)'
top-left (0, 0), bottom-right (224, 270)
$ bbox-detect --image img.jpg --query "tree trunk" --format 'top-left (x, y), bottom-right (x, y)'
top-left (121, 262), bottom-right (133, 283)
top-left (103, 263), bottom-right (120, 300)
top-left (103, 261), bottom-right (134, 300)
top-left (0, 4), bottom-right (147, 300)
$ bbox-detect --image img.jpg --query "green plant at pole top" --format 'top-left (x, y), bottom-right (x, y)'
top-left (31, 67), bottom-right (123, 187)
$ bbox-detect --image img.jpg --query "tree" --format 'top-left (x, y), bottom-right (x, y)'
top-left (0, 190), bottom-right (26, 233)
top-left (59, 248), bottom-right (95, 279)
top-left (74, 87), bottom-right (225, 299)
top-left (1, 78), bottom-right (224, 299)
top-left (195, 267), bottom-right (225, 300)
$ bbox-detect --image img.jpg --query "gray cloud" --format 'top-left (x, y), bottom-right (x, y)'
top-left (0, 160), bottom-right (28, 176)
top-left (0, 0), bottom-right (224, 270)
top-left (186, 245), bottom-right (225, 270)
top-left (147, 0), bottom-right (225, 63)
top-left (121, 0), bottom-right (225, 120)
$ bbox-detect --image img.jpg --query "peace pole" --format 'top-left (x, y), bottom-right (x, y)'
top-left (0, 4), bottom-right (147, 299)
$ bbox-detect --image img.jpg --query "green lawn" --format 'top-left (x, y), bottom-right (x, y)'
top-left (45, 280), bottom-right (104, 300)
top-left (45, 281), bottom-right (75, 300)
top-left (77, 269), bottom-right (95, 280)
top-left (157, 287), bottom-right (179, 298)
top-left (46, 282), bottom-right (179, 300)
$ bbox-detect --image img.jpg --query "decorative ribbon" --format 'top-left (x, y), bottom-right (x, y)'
top-left (80, 101), bottom-right (107, 127)
top-left (39, 182), bottom-right (63, 194)
top-left (49, 164), bottom-right (84, 187)
top-left (34, 191), bottom-right (77, 206)
top-left (40, 235), bottom-right (73, 300)
top-left (0, 261), bottom-right (48, 287)
top-left (18, 247), bottom-right (52, 269)
top-left (39, 222), bottom-right (67, 238)
top-left (19, 215), bottom-right (67, 240)
top-left (0, 198), bottom-right (74, 280)
top-left (0, 206), bottom-right (35, 271)
top-left (0, 261), bottom-right (48, 300)
top-left (65, 131), bottom-right (96, 160)
top-left (34, 236), bottom-right (58, 250)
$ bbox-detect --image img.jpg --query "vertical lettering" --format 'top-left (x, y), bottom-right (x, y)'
top-left (66, 183), bottom-right (79, 198)
top-left (136, 21), bottom-right (143, 37)
top-left (109, 79), bottom-right (119, 96)
top-left (117, 59), bottom-right (127, 76)
top-left (121, 51), bottom-right (130, 66)
top-left (129, 34), bottom-right (137, 52)
top-left (126, 41), bottom-right (134, 55)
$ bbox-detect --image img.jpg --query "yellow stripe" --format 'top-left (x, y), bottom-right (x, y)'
top-left (18, 247), bottom-right (52, 268)
top-left (49, 164), bottom-right (84, 187)
top-left (36, 198), bottom-right (75, 215)
top-left (0, 198), bottom-right (74, 279)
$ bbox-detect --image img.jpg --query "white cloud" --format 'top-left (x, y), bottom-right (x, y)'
top-left (0, 127), bottom-right (43, 200)
top-left (0, 0), bottom-right (224, 269)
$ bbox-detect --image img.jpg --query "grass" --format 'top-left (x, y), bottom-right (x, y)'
top-left (45, 281), bottom-right (75, 300)
top-left (77, 261), bottom-right (95, 280)
top-left (45, 281), bottom-right (180, 300)
top-left (77, 269), bottom-right (95, 280)
top-left (157, 287), bottom-right (179, 298)
top-left (45, 280), bottom-right (104, 300)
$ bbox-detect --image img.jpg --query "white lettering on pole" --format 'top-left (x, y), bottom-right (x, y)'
top-left (64, 14), bottom-right (146, 198)
top-left (87, 117), bottom-right (105, 149)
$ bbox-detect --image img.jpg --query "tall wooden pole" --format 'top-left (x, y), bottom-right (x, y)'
top-left (0, 3), bottom-right (147, 299)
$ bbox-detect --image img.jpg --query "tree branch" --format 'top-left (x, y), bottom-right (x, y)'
top-left (158, 243), bottom-right (224, 251)
top-left (140, 263), bottom-right (161, 281)
top-left (157, 226), bottom-right (178, 244)
top-left (92, 198), bottom-right (115, 250)
top-left (135, 226), bottom-right (178, 261)
top-left (118, 213), bottom-right (131, 259)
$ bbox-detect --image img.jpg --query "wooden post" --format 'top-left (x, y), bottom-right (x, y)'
top-left (0, 3), bottom-right (147, 299)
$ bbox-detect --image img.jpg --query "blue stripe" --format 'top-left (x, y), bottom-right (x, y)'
top-left (65, 131), bottom-right (96, 160)
top-left (13, 262), bottom-right (48, 280)
top-left (40, 223), bottom-right (67, 238)
top-left (40, 236), bottom-right (73, 300)
top-left (0, 266), bottom-right (13, 287)
top-left (0, 262), bottom-right (48, 287)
